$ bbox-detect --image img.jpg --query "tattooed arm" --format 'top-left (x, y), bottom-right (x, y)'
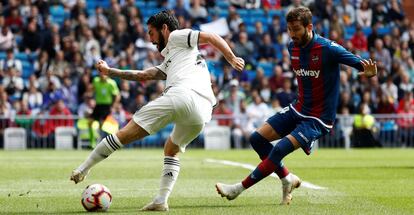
top-left (95, 60), bottom-right (166, 81)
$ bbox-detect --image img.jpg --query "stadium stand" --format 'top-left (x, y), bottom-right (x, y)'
top-left (0, 0), bottom-right (413, 149)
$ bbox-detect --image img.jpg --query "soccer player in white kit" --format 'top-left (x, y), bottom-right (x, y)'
top-left (70, 10), bottom-right (245, 211)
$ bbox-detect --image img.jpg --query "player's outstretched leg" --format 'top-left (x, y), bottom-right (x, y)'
top-left (250, 132), bottom-right (292, 180)
top-left (216, 136), bottom-right (297, 203)
top-left (70, 134), bottom-right (123, 184)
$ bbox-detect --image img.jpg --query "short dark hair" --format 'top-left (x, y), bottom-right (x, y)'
top-left (286, 7), bottom-right (312, 27)
top-left (146, 10), bottom-right (179, 32)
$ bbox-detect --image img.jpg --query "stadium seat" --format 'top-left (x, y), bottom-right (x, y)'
top-left (257, 62), bottom-right (274, 77)
top-left (55, 126), bottom-right (77, 150)
top-left (15, 52), bottom-right (29, 61)
top-left (22, 61), bottom-right (34, 79)
top-left (378, 26), bottom-right (391, 35)
top-left (217, 1), bottom-right (229, 9)
top-left (4, 127), bottom-right (27, 150)
top-left (203, 125), bottom-right (231, 150)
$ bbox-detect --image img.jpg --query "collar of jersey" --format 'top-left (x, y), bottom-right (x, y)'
top-left (300, 31), bottom-right (318, 50)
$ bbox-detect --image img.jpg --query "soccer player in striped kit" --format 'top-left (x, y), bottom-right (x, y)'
top-left (216, 6), bottom-right (377, 205)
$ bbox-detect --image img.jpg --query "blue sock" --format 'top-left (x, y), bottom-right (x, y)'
top-left (242, 137), bottom-right (295, 188)
top-left (249, 132), bottom-right (291, 178)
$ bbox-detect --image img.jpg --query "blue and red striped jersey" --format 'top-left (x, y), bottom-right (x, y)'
top-left (288, 31), bottom-right (363, 127)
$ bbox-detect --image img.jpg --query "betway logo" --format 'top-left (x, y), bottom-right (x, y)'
top-left (293, 69), bottom-right (320, 78)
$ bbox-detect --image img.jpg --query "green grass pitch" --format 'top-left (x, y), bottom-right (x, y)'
top-left (0, 149), bottom-right (413, 214)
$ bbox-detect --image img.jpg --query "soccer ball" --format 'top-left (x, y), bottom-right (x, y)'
top-left (81, 184), bottom-right (112, 212)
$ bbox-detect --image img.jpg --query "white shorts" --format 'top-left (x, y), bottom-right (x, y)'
top-left (133, 86), bottom-right (213, 152)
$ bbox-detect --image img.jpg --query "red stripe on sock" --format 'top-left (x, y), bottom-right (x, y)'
top-left (241, 158), bottom-right (277, 189)
top-left (275, 166), bottom-right (289, 179)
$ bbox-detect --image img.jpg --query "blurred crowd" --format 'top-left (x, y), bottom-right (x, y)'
top-left (0, 0), bottom-right (413, 147)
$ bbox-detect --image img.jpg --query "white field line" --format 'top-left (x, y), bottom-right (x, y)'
top-left (205, 158), bottom-right (327, 190)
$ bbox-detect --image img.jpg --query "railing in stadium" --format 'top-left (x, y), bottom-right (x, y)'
top-left (0, 114), bottom-right (413, 149)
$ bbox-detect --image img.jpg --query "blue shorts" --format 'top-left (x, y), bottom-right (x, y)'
top-left (266, 105), bottom-right (331, 155)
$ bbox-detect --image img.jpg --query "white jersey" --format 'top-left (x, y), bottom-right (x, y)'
top-left (156, 29), bottom-right (216, 106)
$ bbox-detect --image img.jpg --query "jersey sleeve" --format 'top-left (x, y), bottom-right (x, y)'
top-left (169, 29), bottom-right (200, 49)
top-left (329, 41), bottom-right (364, 71)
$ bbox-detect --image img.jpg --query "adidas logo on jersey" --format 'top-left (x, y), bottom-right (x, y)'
top-left (293, 69), bottom-right (320, 78)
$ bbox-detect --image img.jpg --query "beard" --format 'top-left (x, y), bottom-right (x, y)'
top-left (157, 30), bottom-right (166, 52)
top-left (293, 31), bottom-right (311, 47)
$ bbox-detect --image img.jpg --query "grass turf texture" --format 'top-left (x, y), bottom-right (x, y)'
top-left (0, 149), bottom-right (413, 214)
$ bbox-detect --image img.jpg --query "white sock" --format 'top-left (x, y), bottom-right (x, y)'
top-left (235, 182), bottom-right (246, 191)
top-left (77, 134), bottom-right (123, 173)
top-left (153, 156), bottom-right (180, 204)
top-left (281, 173), bottom-right (292, 184)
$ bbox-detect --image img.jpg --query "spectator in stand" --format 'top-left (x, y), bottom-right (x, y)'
top-left (127, 92), bottom-right (147, 114)
top-left (21, 17), bottom-right (42, 55)
top-left (398, 72), bottom-right (413, 99)
top-left (48, 50), bottom-right (69, 78)
top-left (0, 48), bottom-right (22, 74)
top-left (268, 65), bottom-right (284, 93)
top-left (372, 3), bottom-right (388, 26)
top-left (14, 100), bottom-right (34, 129)
top-left (246, 92), bottom-right (269, 130)
top-left (268, 15), bottom-right (283, 44)
top-left (275, 78), bottom-right (296, 108)
top-left (2, 67), bottom-right (24, 101)
top-left (119, 80), bottom-right (135, 109)
top-left (356, 0), bottom-right (372, 27)
top-left (189, 0), bottom-right (208, 25)
top-left (250, 21), bottom-right (265, 49)
top-left (224, 79), bottom-right (246, 115)
top-left (397, 91), bottom-right (414, 112)
top-left (70, 0), bottom-right (88, 20)
top-left (336, 0), bottom-right (355, 26)
top-left (5, 8), bottom-right (24, 34)
top-left (376, 93), bottom-right (396, 114)
top-left (227, 6), bottom-right (243, 33)
top-left (258, 33), bottom-right (277, 63)
top-left (88, 6), bottom-right (109, 29)
top-left (251, 67), bottom-right (265, 91)
top-left (38, 69), bottom-right (61, 92)
top-left (22, 82), bottom-right (43, 115)
top-left (374, 39), bottom-right (392, 72)
top-left (0, 25), bottom-right (14, 51)
top-left (351, 26), bottom-right (368, 52)
top-left (111, 102), bottom-right (129, 128)
top-left (387, 0), bottom-right (405, 24)
top-left (232, 100), bottom-right (250, 148)
top-left (42, 81), bottom-right (64, 110)
top-left (78, 95), bottom-right (95, 119)
top-left (213, 98), bottom-right (233, 127)
top-left (381, 76), bottom-right (398, 103)
top-left (396, 100), bottom-right (414, 147)
top-left (337, 91), bottom-right (356, 114)
top-left (174, 0), bottom-right (190, 20)
top-left (61, 77), bottom-right (78, 113)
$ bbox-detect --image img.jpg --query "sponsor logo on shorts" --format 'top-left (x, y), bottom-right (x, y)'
top-left (298, 132), bottom-right (309, 143)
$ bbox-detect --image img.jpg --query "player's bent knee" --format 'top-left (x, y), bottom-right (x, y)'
top-left (249, 132), bottom-right (267, 147)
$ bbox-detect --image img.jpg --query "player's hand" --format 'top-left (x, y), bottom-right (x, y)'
top-left (359, 59), bottom-right (377, 78)
top-left (95, 60), bottom-right (110, 75)
top-left (229, 57), bottom-right (245, 72)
